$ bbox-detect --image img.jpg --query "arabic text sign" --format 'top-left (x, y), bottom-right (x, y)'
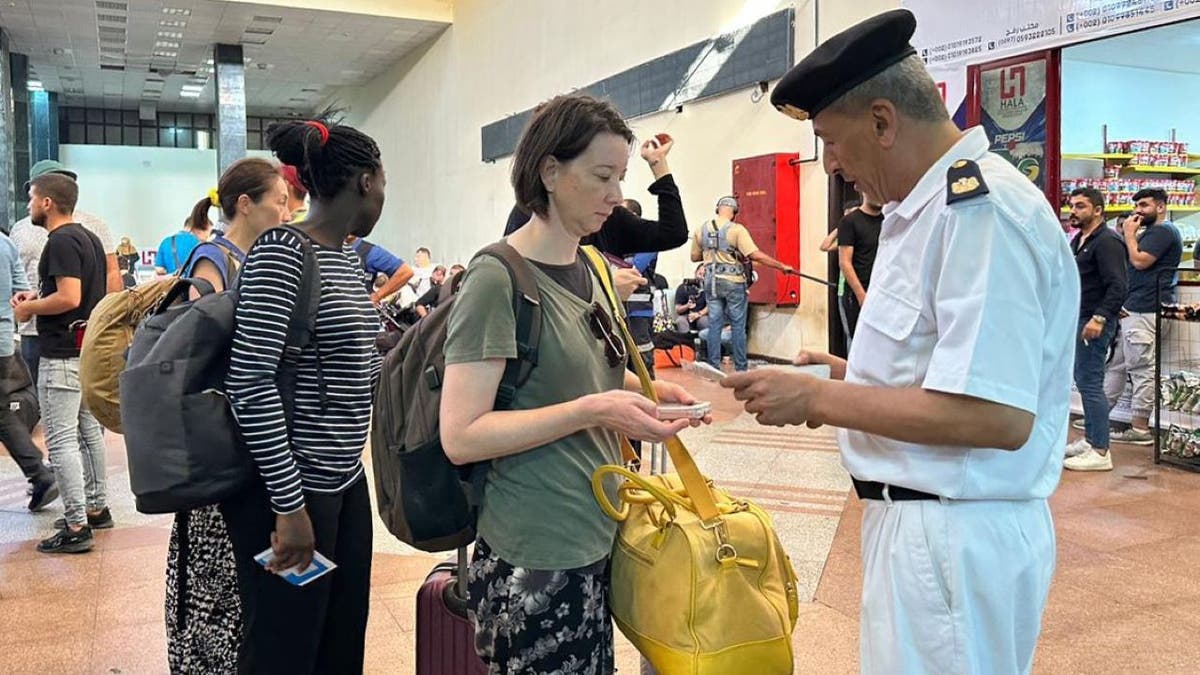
top-left (903, 0), bottom-right (1200, 67)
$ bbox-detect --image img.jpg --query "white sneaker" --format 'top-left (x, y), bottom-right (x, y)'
top-left (1064, 437), bottom-right (1091, 458)
top-left (1065, 448), bottom-right (1114, 472)
top-left (1071, 418), bottom-right (1086, 431)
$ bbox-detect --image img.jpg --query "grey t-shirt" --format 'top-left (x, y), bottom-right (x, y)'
top-left (444, 254), bottom-right (624, 569)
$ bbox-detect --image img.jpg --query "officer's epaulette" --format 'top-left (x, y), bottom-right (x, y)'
top-left (946, 159), bottom-right (989, 204)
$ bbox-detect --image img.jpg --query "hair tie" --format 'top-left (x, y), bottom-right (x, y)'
top-left (304, 121), bottom-right (330, 146)
top-left (207, 187), bottom-right (220, 204)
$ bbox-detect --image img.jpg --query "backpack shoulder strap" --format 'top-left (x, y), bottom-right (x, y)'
top-left (476, 241), bottom-right (542, 410)
top-left (211, 237), bottom-right (245, 286)
top-left (277, 226), bottom-right (322, 359)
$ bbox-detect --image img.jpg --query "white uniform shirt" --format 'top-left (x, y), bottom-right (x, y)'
top-left (840, 127), bottom-right (1079, 501)
top-left (10, 209), bottom-right (114, 337)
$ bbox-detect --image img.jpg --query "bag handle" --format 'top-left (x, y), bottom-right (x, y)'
top-left (580, 245), bottom-right (721, 525)
top-left (591, 464), bottom-right (678, 524)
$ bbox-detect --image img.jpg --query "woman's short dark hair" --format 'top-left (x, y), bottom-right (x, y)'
top-left (511, 95), bottom-right (634, 217)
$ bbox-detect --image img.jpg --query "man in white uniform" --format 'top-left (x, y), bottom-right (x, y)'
top-left (724, 10), bottom-right (1078, 674)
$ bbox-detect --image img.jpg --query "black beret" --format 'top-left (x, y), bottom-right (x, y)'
top-left (771, 9), bottom-right (918, 121)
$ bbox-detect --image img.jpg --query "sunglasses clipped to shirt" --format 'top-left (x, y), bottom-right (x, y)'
top-left (588, 302), bottom-right (627, 368)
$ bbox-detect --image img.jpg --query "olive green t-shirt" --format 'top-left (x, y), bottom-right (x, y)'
top-left (444, 252), bottom-right (625, 570)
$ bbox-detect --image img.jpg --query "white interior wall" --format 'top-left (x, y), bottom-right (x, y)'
top-left (1060, 60), bottom-right (1200, 152)
top-left (334, 0), bottom-right (899, 357)
top-left (57, 144), bottom-right (273, 254)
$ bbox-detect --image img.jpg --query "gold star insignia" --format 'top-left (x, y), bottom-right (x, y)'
top-left (952, 160), bottom-right (968, 168)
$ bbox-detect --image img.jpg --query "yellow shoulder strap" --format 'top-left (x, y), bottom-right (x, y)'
top-left (580, 245), bottom-right (721, 524)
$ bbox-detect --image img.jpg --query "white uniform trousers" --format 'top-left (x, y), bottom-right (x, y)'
top-left (859, 497), bottom-right (1055, 675)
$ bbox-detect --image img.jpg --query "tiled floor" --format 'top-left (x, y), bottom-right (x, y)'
top-left (1, 366), bottom-right (1199, 673)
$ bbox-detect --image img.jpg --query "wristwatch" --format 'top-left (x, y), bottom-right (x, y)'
top-left (1091, 314), bottom-right (1107, 325)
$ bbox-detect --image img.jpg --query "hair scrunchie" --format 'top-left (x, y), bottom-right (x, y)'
top-left (304, 120), bottom-right (330, 146)
top-left (207, 187), bottom-right (220, 204)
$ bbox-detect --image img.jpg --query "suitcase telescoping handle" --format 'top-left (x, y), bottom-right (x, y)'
top-left (443, 546), bottom-right (471, 614)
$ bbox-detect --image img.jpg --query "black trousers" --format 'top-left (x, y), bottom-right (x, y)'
top-left (221, 475), bottom-right (373, 675)
top-left (0, 354), bottom-right (48, 483)
top-left (841, 291), bottom-right (863, 340)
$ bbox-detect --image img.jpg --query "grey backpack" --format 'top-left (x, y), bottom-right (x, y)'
top-left (119, 226), bottom-right (321, 514)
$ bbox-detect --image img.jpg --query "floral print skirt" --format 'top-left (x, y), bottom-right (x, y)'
top-left (467, 538), bottom-right (614, 675)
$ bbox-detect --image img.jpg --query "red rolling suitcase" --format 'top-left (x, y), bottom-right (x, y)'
top-left (416, 547), bottom-right (487, 675)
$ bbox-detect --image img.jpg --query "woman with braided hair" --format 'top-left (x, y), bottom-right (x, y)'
top-left (223, 116), bottom-right (385, 674)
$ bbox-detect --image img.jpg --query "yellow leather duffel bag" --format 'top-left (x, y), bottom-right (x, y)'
top-left (582, 246), bottom-right (799, 675)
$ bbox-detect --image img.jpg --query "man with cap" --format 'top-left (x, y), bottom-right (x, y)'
top-left (690, 195), bottom-right (795, 372)
top-left (722, 9), bottom-right (1077, 674)
top-left (10, 160), bottom-right (120, 383)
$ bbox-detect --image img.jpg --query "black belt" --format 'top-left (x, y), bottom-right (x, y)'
top-left (852, 478), bottom-right (939, 501)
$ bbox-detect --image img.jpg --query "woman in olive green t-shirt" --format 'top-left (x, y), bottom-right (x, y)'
top-left (440, 95), bottom-right (707, 675)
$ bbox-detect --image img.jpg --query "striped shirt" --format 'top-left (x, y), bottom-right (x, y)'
top-left (226, 227), bottom-right (381, 514)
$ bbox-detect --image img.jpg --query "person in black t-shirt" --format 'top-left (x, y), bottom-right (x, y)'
top-left (1106, 187), bottom-right (1182, 447)
top-left (674, 264), bottom-right (709, 332)
top-left (13, 174), bottom-right (109, 554)
top-left (414, 265), bottom-right (447, 318)
top-left (837, 196), bottom-right (883, 340)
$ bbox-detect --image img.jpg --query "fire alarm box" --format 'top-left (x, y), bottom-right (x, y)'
top-left (732, 152), bottom-right (800, 305)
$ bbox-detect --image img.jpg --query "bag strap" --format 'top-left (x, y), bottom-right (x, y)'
top-left (476, 241), bottom-right (542, 410)
top-left (153, 278), bottom-right (217, 314)
top-left (277, 226), bottom-right (326, 409)
top-left (581, 245), bottom-right (719, 521)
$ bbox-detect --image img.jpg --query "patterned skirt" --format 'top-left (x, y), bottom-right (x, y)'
top-left (164, 505), bottom-right (242, 674)
top-left (467, 538), bottom-right (614, 675)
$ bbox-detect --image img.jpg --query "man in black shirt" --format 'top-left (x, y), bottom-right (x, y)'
top-left (13, 174), bottom-right (109, 553)
top-left (837, 196), bottom-right (883, 340)
top-left (414, 265), bottom-right (447, 318)
top-left (1063, 187), bottom-right (1127, 472)
top-left (674, 264), bottom-right (709, 332)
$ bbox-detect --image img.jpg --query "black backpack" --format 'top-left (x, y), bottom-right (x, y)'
top-left (119, 226), bottom-right (321, 514)
top-left (371, 242), bottom-right (541, 552)
top-left (2, 352), bottom-right (38, 432)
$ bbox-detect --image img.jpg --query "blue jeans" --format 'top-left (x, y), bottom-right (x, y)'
top-left (39, 358), bottom-right (108, 527)
top-left (706, 278), bottom-right (748, 371)
top-left (1074, 317), bottom-right (1117, 449)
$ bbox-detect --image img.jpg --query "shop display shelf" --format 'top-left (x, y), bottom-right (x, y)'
top-left (1060, 205), bottom-right (1200, 215)
top-left (1122, 165), bottom-right (1200, 176)
top-left (1063, 152), bottom-right (1200, 163)
top-left (1155, 268), bottom-right (1200, 473)
top-left (1158, 454), bottom-right (1200, 471)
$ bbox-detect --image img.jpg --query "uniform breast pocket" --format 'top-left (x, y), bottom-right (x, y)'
top-left (854, 288), bottom-right (926, 386)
